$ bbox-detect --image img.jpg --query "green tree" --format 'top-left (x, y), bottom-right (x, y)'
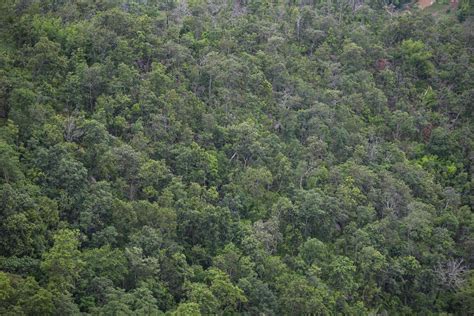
top-left (41, 229), bottom-right (83, 291)
top-left (398, 39), bottom-right (434, 78)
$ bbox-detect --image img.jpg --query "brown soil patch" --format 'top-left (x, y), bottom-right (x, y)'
top-left (419, 0), bottom-right (435, 9)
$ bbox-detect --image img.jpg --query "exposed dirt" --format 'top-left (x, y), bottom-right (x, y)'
top-left (419, 0), bottom-right (435, 9)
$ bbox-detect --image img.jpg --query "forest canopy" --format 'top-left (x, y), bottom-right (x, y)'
top-left (0, 0), bottom-right (473, 314)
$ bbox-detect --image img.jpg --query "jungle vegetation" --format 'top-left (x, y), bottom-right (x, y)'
top-left (0, 0), bottom-right (473, 314)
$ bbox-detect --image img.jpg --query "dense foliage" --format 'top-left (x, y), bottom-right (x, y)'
top-left (0, 0), bottom-right (473, 314)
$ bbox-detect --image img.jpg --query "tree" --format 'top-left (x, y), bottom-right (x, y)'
top-left (453, 270), bottom-right (474, 314)
top-left (0, 272), bottom-right (54, 315)
top-left (205, 268), bottom-right (247, 313)
top-left (277, 273), bottom-right (333, 315)
top-left (325, 255), bottom-right (358, 295)
top-left (27, 37), bottom-right (66, 80)
top-left (41, 229), bottom-right (83, 291)
top-left (398, 39), bottom-right (434, 78)
top-left (0, 141), bottom-right (23, 183)
top-left (186, 282), bottom-right (219, 314)
top-left (172, 302), bottom-right (201, 316)
top-left (213, 243), bottom-right (255, 282)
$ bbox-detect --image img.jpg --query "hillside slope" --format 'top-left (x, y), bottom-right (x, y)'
top-left (0, 1), bottom-right (473, 314)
